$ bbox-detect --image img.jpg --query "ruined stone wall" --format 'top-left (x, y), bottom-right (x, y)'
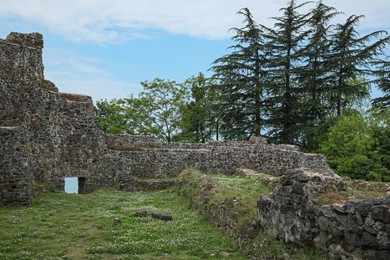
top-left (0, 32), bottom-right (331, 204)
top-left (0, 33), bottom-right (112, 205)
top-left (0, 33), bottom-right (43, 205)
top-left (0, 126), bottom-right (31, 205)
top-left (257, 169), bottom-right (390, 259)
top-left (106, 134), bottom-right (332, 179)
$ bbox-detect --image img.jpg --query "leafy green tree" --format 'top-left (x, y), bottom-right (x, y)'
top-left (139, 78), bottom-right (189, 143)
top-left (371, 109), bottom-right (390, 181)
top-left (95, 97), bottom-right (153, 135)
top-left (179, 73), bottom-right (219, 143)
top-left (96, 78), bottom-right (189, 143)
top-left (95, 99), bottom-right (129, 134)
top-left (211, 8), bottom-right (268, 140)
top-left (121, 95), bottom-right (155, 135)
top-left (319, 110), bottom-right (389, 181)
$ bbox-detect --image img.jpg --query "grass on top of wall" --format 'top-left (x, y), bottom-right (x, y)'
top-left (0, 189), bottom-right (246, 259)
top-left (176, 169), bottom-right (326, 260)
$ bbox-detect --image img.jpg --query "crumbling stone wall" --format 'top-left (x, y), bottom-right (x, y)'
top-left (0, 32), bottom-right (333, 207)
top-left (0, 32), bottom-right (43, 205)
top-left (257, 169), bottom-right (390, 259)
top-left (0, 126), bottom-right (31, 205)
top-left (106, 134), bottom-right (332, 179)
top-left (0, 32), bottom-right (111, 205)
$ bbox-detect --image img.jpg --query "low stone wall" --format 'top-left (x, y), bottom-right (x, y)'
top-left (106, 134), bottom-right (332, 178)
top-left (106, 134), bottom-right (159, 149)
top-left (199, 200), bottom-right (264, 258)
top-left (119, 176), bottom-right (177, 192)
top-left (257, 169), bottom-right (390, 259)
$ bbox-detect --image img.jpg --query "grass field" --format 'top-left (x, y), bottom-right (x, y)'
top-left (0, 189), bottom-right (246, 259)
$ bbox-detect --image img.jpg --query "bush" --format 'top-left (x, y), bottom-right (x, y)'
top-left (320, 110), bottom-right (389, 181)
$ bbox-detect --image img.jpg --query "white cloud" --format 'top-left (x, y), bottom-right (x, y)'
top-left (43, 48), bottom-right (141, 101)
top-left (0, 0), bottom-right (388, 44)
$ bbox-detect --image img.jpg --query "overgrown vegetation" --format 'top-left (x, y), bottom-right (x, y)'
top-left (319, 109), bottom-right (390, 181)
top-left (8, 169), bottom-right (388, 259)
top-left (176, 169), bottom-right (272, 224)
top-left (0, 189), bottom-right (246, 259)
top-left (314, 189), bottom-right (386, 206)
top-left (176, 169), bottom-right (326, 259)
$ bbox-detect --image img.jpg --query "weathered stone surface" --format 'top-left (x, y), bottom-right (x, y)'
top-left (331, 203), bottom-right (347, 215)
top-left (134, 209), bottom-right (148, 217)
top-left (119, 176), bottom-right (176, 192)
top-left (41, 79), bottom-right (58, 92)
top-left (257, 168), bottom-right (390, 259)
top-left (151, 211), bottom-right (173, 221)
top-left (371, 205), bottom-right (390, 224)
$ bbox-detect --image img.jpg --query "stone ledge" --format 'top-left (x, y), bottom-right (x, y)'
top-left (0, 126), bottom-right (19, 133)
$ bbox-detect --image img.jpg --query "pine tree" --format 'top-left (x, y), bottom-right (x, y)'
top-left (373, 59), bottom-right (390, 109)
top-left (263, 0), bottom-right (311, 144)
top-left (211, 8), bottom-right (268, 140)
top-left (328, 15), bottom-right (390, 116)
top-left (296, 1), bottom-right (340, 148)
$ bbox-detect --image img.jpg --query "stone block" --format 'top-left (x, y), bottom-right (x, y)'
top-left (151, 211), bottom-right (173, 221)
top-left (134, 209), bottom-right (148, 217)
top-left (371, 206), bottom-right (390, 224)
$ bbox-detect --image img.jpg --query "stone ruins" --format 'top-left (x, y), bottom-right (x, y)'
top-left (1, 33), bottom-right (389, 259)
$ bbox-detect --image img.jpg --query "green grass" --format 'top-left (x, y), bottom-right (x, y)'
top-left (176, 169), bottom-right (326, 260)
top-left (0, 189), bottom-right (246, 259)
top-left (176, 169), bottom-right (272, 229)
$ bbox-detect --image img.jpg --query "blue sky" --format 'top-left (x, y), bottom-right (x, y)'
top-left (0, 0), bottom-right (389, 102)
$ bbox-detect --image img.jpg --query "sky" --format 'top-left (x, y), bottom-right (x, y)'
top-left (0, 0), bottom-right (389, 102)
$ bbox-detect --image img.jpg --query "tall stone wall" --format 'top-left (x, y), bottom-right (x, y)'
top-left (0, 33), bottom-right (43, 205)
top-left (0, 126), bottom-right (31, 205)
top-left (0, 33), bottom-right (112, 205)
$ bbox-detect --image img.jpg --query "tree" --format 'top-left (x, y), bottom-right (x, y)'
top-left (95, 78), bottom-right (189, 143)
top-left (211, 8), bottom-right (268, 140)
top-left (139, 78), bottom-right (189, 143)
top-left (95, 97), bottom-right (153, 135)
top-left (263, 0), bottom-right (311, 144)
top-left (319, 110), bottom-right (389, 181)
top-left (328, 15), bottom-right (390, 116)
top-left (371, 108), bottom-right (390, 181)
top-left (95, 99), bottom-right (129, 134)
top-left (210, 0), bottom-right (389, 148)
top-left (296, 1), bottom-right (340, 149)
top-left (373, 59), bottom-right (390, 109)
top-left (179, 73), bottom-right (219, 143)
